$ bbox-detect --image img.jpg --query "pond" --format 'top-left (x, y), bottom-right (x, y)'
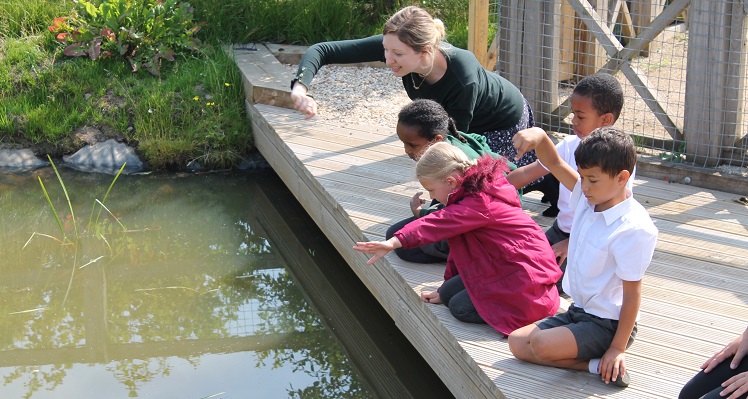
top-left (0, 168), bottom-right (449, 398)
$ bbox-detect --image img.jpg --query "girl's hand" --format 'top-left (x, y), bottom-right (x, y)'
top-left (420, 291), bottom-right (442, 304)
top-left (720, 371), bottom-right (748, 399)
top-left (353, 237), bottom-right (401, 265)
top-left (410, 192), bottom-right (426, 218)
top-left (290, 83), bottom-right (318, 119)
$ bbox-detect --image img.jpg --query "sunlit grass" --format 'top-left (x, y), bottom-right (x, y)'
top-left (1, 0), bottom-right (472, 170)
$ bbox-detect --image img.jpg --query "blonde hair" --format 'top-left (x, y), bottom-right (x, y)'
top-left (383, 6), bottom-right (447, 53)
top-left (416, 142), bottom-right (476, 181)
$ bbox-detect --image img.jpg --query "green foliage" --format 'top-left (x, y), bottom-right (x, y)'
top-left (0, 0), bottom-right (69, 38)
top-left (420, 0), bottom-right (469, 49)
top-left (48, 0), bottom-right (204, 76)
top-left (189, 0), bottom-right (400, 44)
top-left (660, 143), bottom-right (687, 163)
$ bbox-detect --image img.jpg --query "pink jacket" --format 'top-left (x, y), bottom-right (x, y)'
top-left (395, 157), bottom-right (560, 335)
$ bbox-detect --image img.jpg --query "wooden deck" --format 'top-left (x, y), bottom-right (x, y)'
top-left (236, 45), bottom-right (748, 399)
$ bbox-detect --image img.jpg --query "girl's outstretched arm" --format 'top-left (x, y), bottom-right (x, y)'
top-left (353, 237), bottom-right (402, 265)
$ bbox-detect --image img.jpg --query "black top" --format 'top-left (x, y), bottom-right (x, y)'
top-left (293, 34), bottom-right (526, 133)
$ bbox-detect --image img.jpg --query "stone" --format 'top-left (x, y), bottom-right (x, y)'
top-left (63, 139), bottom-right (144, 174)
top-left (0, 149), bottom-right (48, 170)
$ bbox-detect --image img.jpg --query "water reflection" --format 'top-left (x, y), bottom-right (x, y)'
top-left (0, 169), bottom-right (371, 398)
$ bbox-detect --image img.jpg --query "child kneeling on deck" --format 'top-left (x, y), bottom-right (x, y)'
top-left (387, 99), bottom-right (517, 264)
top-left (353, 142), bottom-right (561, 336)
top-left (507, 126), bottom-right (658, 388)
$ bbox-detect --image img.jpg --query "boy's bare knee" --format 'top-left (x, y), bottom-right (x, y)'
top-left (528, 333), bottom-right (555, 361)
top-left (508, 328), bottom-right (534, 360)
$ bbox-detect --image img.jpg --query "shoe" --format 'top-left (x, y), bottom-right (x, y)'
top-left (542, 205), bottom-right (560, 217)
top-left (613, 369), bottom-right (630, 388)
top-left (737, 196), bottom-right (748, 206)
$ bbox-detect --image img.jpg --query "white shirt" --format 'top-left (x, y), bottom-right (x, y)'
top-left (562, 179), bottom-right (658, 320)
top-left (539, 135), bottom-right (636, 233)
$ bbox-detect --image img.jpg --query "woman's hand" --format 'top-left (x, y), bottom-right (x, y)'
top-left (420, 291), bottom-right (442, 304)
top-left (290, 83), bottom-right (318, 119)
top-left (410, 192), bottom-right (426, 218)
top-left (703, 329), bottom-right (748, 373)
top-left (720, 372), bottom-right (748, 399)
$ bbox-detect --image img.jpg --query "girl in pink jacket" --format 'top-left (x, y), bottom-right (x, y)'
top-left (354, 142), bottom-right (560, 335)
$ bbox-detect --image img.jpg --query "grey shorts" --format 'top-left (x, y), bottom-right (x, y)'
top-left (545, 219), bottom-right (570, 246)
top-left (535, 304), bottom-right (637, 360)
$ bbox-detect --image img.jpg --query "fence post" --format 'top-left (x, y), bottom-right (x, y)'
top-left (684, 0), bottom-right (747, 166)
top-left (576, 0), bottom-right (609, 77)
top-left (468, 0), bottom-right (489, 68)
top-left (498, 0), bottom-right (561, 121)
top-left (630, 0), bottom-right (668, 56)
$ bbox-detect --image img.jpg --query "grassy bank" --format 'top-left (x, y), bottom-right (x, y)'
top-left (0, 0), bottom-right (469, 171)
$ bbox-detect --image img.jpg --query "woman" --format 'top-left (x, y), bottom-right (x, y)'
top-left (290, 6), bottom-right (555, 207)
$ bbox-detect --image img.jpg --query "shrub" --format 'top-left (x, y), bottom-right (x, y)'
top-left (48, 0), bottom-right (204, 76)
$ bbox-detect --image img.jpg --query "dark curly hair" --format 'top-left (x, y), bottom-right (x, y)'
top-left (573, 73), bottom-right (624, 121)
top-left (398, 99), bottom-right (469, 143)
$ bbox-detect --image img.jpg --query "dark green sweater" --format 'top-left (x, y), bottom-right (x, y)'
top-left (293, 35), bottom-right (526, 133)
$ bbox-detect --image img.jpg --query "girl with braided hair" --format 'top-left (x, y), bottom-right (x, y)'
top-left (354, 142), bottom-right (560, 335)
top-left (388, 99), bottom-right (517, 263)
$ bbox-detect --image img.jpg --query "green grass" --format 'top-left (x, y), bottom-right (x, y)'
top-left (0, 0), bottom-right (471, 171)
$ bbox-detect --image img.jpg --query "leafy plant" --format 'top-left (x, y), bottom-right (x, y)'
top-left (659, 143), bottom-right (687, 163)
top-left (48, 0), bottom-right (204, 76)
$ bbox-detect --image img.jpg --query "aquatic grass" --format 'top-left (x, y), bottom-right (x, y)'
top-left (45, 155), bottom-right (78, 239)
top-left (25, 158), bottom-right (133, 306)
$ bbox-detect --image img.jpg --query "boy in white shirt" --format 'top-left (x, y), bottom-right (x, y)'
top-left (508, 126), bottom-right (658, 388)
top-left (507, 73), bottom-right (627, 294)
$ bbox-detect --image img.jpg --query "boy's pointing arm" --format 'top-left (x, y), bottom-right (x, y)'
top-left (513, 127), bottom-right (579, 192)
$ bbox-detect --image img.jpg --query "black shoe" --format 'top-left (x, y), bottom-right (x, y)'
top-left (613, 369), bottom-right (630, 388)
top-left (542, 205), bottom-right (560, 217)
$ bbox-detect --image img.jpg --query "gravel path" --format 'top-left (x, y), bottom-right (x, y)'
top-left (285, 64), bottom-right (409, 129)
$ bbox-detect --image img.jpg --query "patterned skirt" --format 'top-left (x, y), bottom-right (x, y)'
top-left (482, 97), bottom-right (538, 169)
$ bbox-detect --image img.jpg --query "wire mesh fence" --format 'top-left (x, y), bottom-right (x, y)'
top-left (492, 0), bottom-right (748, 172)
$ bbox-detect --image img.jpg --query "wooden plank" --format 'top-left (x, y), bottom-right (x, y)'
top-left (630, 0), bottom-right (667, 56)
top-left (468, 0), bottom-right (490, 67)
top-left (559, 0), bottom-right (577, 80)
top-left (618, 1), bottom-right (635, 42)
top-left (575, 0), bottom-right (609, 77)
top-left (231, 44), bottom-right (295, 109)
top-left (684, 0), bottom-right (747, 165)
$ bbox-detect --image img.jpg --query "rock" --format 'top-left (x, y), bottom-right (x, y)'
top-left (63, 139), bottom-right (144, 174)
top-left (0, 149), bottom-right (48, 170)
top-left (73, 126), bottom-right (106, 146)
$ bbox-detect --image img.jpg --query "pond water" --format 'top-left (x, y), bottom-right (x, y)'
top-left (0, 168), bottom-right (449, 398)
